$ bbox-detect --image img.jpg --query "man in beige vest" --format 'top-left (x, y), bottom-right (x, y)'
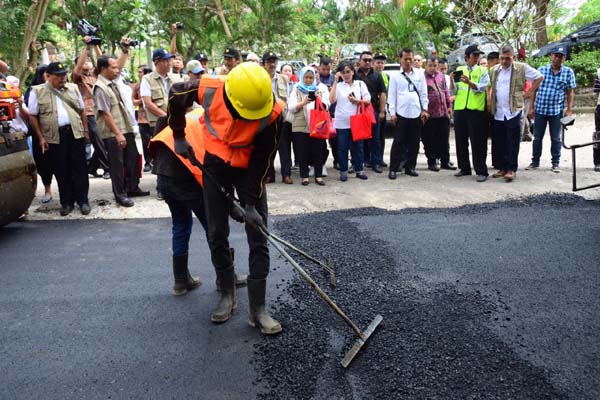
top-left (29, 62), bottom-right (91, 216)
top-left (140, 48), bottom-right (183, 136)
top-left (488, 45), bottom-right (543, 182)
top-left (94, 55), bottom-right (148, 207)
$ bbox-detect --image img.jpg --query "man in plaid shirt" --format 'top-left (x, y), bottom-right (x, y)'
top-left (527, 46), bottom-right (576, 172)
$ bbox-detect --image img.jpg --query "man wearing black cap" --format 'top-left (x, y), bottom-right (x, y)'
top-left (195, 52), bottom-right (210, 72)
top-left (373, 52), bottom-right (390, 167)
top-left (262, 50), bottom-right (291, 184)
top-left (453, 44), bottom-right (490, 182)
top-left (28, 62), bottom-right (91, 216)
top-left (140, 48), bottom-right (183, 135)
top-left (222, 47), bottom-right (240, 74)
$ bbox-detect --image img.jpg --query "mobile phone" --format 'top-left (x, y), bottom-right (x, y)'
top-left (308, 91), bottom-right (316, 101)
top-left (349, 92), bottom-right (356, 98)
top-left (453, 70), bottom-right (463, 82)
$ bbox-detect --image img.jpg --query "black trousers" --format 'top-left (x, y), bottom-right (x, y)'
top-left (104, 132), bottom-right (141, 199)
top-left (139, 123), bottom-right (153, 166)
top-left (32, 133), bottom-right (53, 186)
top-left (390, 115), bottom-right (422, 172)
top-left (493, 113), bottom-right (522, 172)
top-left (594, 105), bottom-right (600, 165)
top-left (454, 109), bottom-right (488, 176)
top-left (202, 152), bottom-right (269, 280)
top-left (277, 121), bottom-right (297, 178)
top-left (49, 126), bottom-right (89, 207)
top-left (295, 131), bottom-right (325, 178)
top-left (86, 115), bottom-right (110, 173)
top-left (421, 116), bottom-right (451, 165)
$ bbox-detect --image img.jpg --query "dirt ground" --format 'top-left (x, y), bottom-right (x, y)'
top-left (27, 112), bottom-right (600, 220)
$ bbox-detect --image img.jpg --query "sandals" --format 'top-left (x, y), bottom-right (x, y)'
top-left (41, 195), bottom-right (53, 204)
top-left (301, 179), bottom-right (309, 186)
top-left (315, 178), bottom-right (325, 186)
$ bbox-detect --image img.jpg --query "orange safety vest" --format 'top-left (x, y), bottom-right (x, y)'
top-left (149, 108), bottom-right (206, 187)
top-left (198, 75), bottom-right (284, 168)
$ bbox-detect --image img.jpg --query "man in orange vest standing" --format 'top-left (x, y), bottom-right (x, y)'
top-left (166, 62), bottom-right (284, 335)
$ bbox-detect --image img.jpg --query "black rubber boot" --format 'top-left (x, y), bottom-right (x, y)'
top-left (216, 248), bottom-right (248, 290)
top-left (172, 254), bottom-right (201, 296)
top-left (211, 267), bottom-right (237, 323)
top-left (247, 278), bottom-right (282, 335)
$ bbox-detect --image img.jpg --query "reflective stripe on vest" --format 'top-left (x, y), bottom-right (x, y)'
top-left (454, 65), bottom-right (486, 112)
top-left (149, 108), bottom-right (206, 187)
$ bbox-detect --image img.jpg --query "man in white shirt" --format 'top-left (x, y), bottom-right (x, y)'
top-left (387, 48), bottom-right (429, 178)
top-left (488, 45), bottom-right (543, 181)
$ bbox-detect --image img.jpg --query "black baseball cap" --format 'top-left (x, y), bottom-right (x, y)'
top-left (374, 52), bottom-right (387, 60)
top-left (223, 47), bottom-right (240, 59)
top-left (465, 44), bottom-right (483, 56)
top-left (262, 51), bottom-right (279, 61)
top-left (552, 46), bottom-right (567, 56)
top-left (194, 52), bottom-right (209, 61)
top-left (152, 48), bottom-right (175, 62)
top-left (46, 62), bottom-right (68, 75)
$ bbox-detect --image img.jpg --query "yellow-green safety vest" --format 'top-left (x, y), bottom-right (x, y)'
top-left (454, 65), bottom-right (486, 112)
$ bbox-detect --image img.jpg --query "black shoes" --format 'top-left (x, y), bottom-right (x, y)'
top-left (80, 203), bottom-right (91, 215)
top-left (428, 162), bottom-right (440, 172)
top-left (143, 163), bottom-right (152, 172)
top-left (88, 168), bottom-right (101, 178)
top-left (454, 170), bottom-right (472, 177)
top-left (388, 171), bottom-right (397, 180)
top-left (405, 169), bottom-right (419, 177)
top-left (60, 204), bottom-right (74, 216)
top-left (116, 197), bottom-right (134, 207)
top-left (372, 165), bottom-right (383, 173)
top-left (127, 188), bottom-right (150, 197)
top-left (440, 162), bottom-right (457, 170)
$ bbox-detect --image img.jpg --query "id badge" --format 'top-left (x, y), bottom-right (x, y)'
top-left (408, 83), bottom-right (415, 92)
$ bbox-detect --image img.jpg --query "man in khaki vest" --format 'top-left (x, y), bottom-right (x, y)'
top-left (94, 55), bottom-right (149, 207)
top-left (488, 45), bottom-right (543, 182)
top-left (140, 48), bottom-right (183, 136)
top-left (29, 62), bottom-right (91, 216)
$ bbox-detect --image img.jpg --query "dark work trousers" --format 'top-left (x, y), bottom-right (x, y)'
top-left (390, 115), bottom-right (422, 172)
top-left (202, 152), bottom-right (269, 280)
top-left (157, 174), bottom-right (208, 257)
top-left (380, 121), bottom-right (387, 165)
top-left (86, 115), bottom-right (110, 173)
top-left (295, 131), bottom-right (325, 178)
top-left (49, 126), bottom-right (89, 207)
top-left (594, 105), bottom-right (600, 165)
top-left (490, 113), bottom-right (502, 169)
top-left (139, 123), bottom-right (153, 166)
top-left (104, 132), bottom-right (141, 199)
top-left (454, 109), bottom-right (488, 176)
top-left (277, 121), bottom-right (295, 178)
top-left (32, 133), bottom-right (53, 186)
top-left (421, 116), bottom-right (451, 165)
top-left (329, 136), bottom-right (339, 165)
top-left (493, 112), bottom-right (522, 172)
top-left (364, 110), bottom-right (383, 167)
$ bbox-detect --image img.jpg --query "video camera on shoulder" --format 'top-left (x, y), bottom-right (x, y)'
top-left (77, 19), bottom-right (102, 46)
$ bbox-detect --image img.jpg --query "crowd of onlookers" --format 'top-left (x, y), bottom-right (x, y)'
top-left (2, 26), bottom-right (600, 216)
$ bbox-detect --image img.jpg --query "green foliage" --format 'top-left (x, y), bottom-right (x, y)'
top-left (569, 0), bottom-right (600, 30)
top-left (528, 49), bottom-right (600, 87)
top-left (0, 0), bottom-right (31, 63)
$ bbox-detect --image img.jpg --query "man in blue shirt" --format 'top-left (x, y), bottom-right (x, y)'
top-left (527, 47), bottom-right (576, 172)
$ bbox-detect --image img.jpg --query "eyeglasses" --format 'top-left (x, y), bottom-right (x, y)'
top-left (361, 58), bottom-right (373, 63)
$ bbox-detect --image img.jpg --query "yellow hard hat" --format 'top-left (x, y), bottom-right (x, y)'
top-left (225, 62), bottom-right (273, 120)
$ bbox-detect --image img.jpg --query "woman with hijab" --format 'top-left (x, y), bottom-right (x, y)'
top-left (288, 67), bottom-right (330, 185)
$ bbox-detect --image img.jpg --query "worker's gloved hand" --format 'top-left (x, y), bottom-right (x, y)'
top-left (244, 205), bottom-right (264, 230)
top-left (174, 137), bottom-right (194, 159)
top-left (229, 203), bottom-right (246, 223)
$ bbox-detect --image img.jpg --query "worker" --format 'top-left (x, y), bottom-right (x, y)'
top-left (166, 62), bottom-right (284, 335)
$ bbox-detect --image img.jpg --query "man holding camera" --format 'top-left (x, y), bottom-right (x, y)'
top-left (73, 36), bottom-right (110, 179)
top-left (453, 44), bottom-right (490, 182)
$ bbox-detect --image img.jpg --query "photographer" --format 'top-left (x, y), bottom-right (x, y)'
top-left (73, 36), bottom-right (110, 179)
top-left (170, 23), bottom-right (187, 80)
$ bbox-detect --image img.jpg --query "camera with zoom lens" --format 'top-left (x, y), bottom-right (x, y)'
top-left (121, 39), bottom-right (140, 47)
top-left (175, 22), bottom-right (184, 30)
top-left (77, 19), bottom-right (102, 46)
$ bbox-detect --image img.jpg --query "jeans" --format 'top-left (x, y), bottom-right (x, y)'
top-left (532, 113), bottom-right (562, 165)
top-left (157, 174), bottom-right (208, 257)
top-left (369, 109), bottom-right (382, 166)
top-left (336, 128), bottom-right (364, 173)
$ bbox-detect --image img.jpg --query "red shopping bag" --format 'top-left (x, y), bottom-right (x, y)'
top-left (350, 103), bottom-right (373, 141)
top-left (309, 97), bottom-right (331, 140)
top-left (365, 103), bottom-right (377, 124)
top-left (329, 118), bottom-right (337, 138)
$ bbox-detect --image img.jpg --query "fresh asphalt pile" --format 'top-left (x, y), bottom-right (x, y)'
top-left (253, 193), bottom-right (600, 400)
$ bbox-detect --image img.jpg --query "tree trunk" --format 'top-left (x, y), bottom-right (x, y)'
top-left (16, 0), bottom-right (51, 83)
top-left (532, 0), bottom-right (548, 48)
top-left (214, 0), bottom-right (233, 39)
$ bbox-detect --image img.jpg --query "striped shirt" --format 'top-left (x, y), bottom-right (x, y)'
top-left (534, 64), bottom-right (576, 116)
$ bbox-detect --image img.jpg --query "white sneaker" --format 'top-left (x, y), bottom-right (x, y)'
top-left (322, 166), bottom-right (328, 177)
top-left (308, 166), bottom-right (314, 177)
top-left (551, 164), bottom-right (561, 173)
